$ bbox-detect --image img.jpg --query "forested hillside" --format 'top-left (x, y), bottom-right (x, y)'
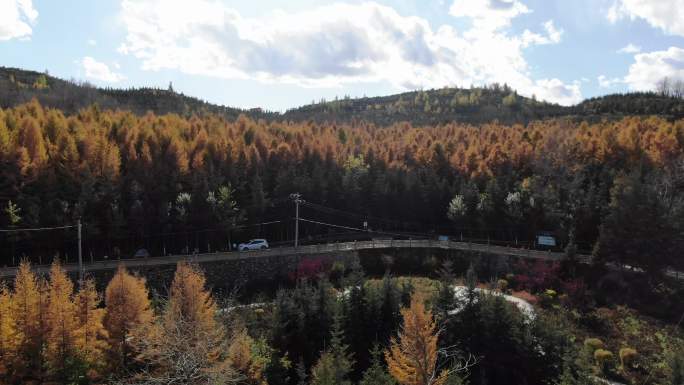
top-left (281, 85), bottom-right (568, 125)
top-left (3, 67), bottom-right (684, 127)
top-left (576, 92), bottom-right (684, 118)
top-left (0, 66), bottom-right (275, 120)
top-left (1, 76), bottom-right (684, 385)
top-left (1, 100), bottom-right (683, 276)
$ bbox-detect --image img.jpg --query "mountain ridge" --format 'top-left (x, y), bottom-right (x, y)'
top-left (1, 66), bottom-right (683, 125)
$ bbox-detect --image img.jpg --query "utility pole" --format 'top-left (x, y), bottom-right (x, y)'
top-left (77, 218), bottom-right (83, 285)
top-left (290, 193), bottom-right (304, 248)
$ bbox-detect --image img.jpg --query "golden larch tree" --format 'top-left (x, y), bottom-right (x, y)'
top-left (385, 294), bottom-right (448, 385)
top-left (128, 261), bottom-right (235, 384)
top-left (45, 260), bottom-right (79, 378)
top-left (103, 265), bottom-right (153, 369)
top-left (227, 328), bottom-right (266, 385)
top-left (75, 278), bottom-right (109, 372)
top-left (0, 283), bottom-right (16, 377)
top-left (11, 260), bottom-right (44, 379)
top-left (166, 261), bottom-right (218, 334)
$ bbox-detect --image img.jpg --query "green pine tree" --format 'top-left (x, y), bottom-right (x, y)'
top-left (343, 259), bottom-right (372, 375)
top-left (378, 274), bottom-right (401, 344)
top-left (310, 307), bottom-right (354, 385)
top-left (434, 260), bottom-right (456, 325)
top-left (359, 344), bottom-right (396, 385)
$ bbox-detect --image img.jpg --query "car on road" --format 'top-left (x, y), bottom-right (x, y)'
top-left (133, 248), bottom-right (150, 258)
top-left (239, 239), bottom-right (269, 251)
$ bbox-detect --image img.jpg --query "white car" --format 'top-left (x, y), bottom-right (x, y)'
top-left (238, 239), bottom-right (269, 251)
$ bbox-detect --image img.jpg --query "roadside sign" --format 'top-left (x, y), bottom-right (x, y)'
top-left (537, 235), bottom-right (556, 247)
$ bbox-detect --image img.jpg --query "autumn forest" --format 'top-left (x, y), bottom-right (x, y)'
top-left (3, 0), bottom-right (684, 381)
top-left (0, 90), bottom-right (683, 384)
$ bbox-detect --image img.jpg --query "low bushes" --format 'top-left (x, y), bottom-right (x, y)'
top-left (584, 338), bottom-right (605, 351)
top-left (619, 347), bottom-right (638, 369)
top-left (594, 349), bottom-right (614, 371)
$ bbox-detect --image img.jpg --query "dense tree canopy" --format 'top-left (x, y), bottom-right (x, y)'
top-left (0, 100), bottom-right (683, 272)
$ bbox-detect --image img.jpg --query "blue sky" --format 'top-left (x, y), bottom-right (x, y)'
top-left (1, 0), bottom-right (683, 111)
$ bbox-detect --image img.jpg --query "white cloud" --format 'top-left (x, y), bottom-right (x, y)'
top-left (449, 0), bottom-right (530, 31)
top-left (543, 20), bottom-right (563, 43)
top-left (118, 0), bottom-right (581, 105)
top-left (607, 0), bottom-right (684, 37)
top-left (597, 75), bottom-right (622, 88)
top-left (617, 43), bottom-right (640, 54)
top-left (521, 20), bottom-right (563, 47)
top-left (81, 56), bottom-right (126, 83)
top-left (531, 78), bottom-right (581, 106)
top-left (606, 1), bottom-right (623, 24)
top-left (623, 47), bottom-right (684, 91)
top-left (0, 0), bottom-right (38, 41)
top-left (87, 39), bottom-right (97, 46)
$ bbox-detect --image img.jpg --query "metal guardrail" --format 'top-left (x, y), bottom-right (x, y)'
top-left (0, 239), bottom-right (680, 280)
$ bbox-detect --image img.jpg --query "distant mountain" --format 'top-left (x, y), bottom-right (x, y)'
top-left (575, 92), bottom-right (684, 119)
top-left (283, 87), bottom-right (684, 126)
top-left (281, 85), bottom-right (568, 125)
top-left (0, 66), bottom-right (275, 120)
top-left (1, 66), bottom-right (683, 125)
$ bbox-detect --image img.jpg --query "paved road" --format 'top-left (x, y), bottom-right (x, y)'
top-left (0, 238), bottom-right (680, 280)
top-left (0, 239), bottom-right (568, 278)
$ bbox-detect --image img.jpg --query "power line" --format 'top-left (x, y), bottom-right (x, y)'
top-left (0, 224), bottom-right (77, 233)
top-left (234, 220), bottom-right (286, 230)
top-left (150, 220), bottom-right (288, 237)
top-left (299, 200), bottom-right (450, 233)
top-left (302, 202), bottom-right (392, 223)
top-left (298, 217), bottom-right (420, 239)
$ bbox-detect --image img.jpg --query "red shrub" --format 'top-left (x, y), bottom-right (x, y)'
top-left (289, 256), bottom-right (332, 282)
top-left (512, 260), bottom-right (561, 293)
top-left (510, 290), bottom-right (539, 305)
top-left (561, 278), bottom-right (587, 304)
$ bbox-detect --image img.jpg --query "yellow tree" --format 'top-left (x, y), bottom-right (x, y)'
top-left (385, 294), bottom-right (448, 385)
top-left (74, 278), bottom-right (108, 373)
top-left (45, 260), bottom-right (79, 378)
top-left (0, 283), bottom-right (16, 377)
top-left (11, 260), bottom-right (44, 380)
top-left (103, 265), bottom-right (153, 369)
top-left (227, 328), bottom-right (267, 385)
top-left (128, 261), bottom-right (237, 384)
top-left (166, 261), bottom-right (218, 334)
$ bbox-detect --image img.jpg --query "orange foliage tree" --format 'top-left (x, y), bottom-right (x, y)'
top-left (227, 328), bottom-right (267, 385)
top-left (385, 294), bottom-right (448, 385)
top-left (44, 260), bottom-right (79, 378)
top-left (166, 261), bottom-right (218, 334)
top-left (10, 260), bottom-right (45, 380)
top-left (103, 265), bottom-right (153, 370)
top-left (121, 261), bottom-right (241, 384)
top-left (75, 278), bottom-right (109, 373)
top-left (0, 283), bottom-right (16, 378)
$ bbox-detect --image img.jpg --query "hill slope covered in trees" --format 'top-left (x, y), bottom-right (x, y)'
top-left (1, 100), bottom-right (683, 277)
top-left (2, 66), bottom-right (684, 126)
top-left (0, 66), bottom-right (276, 121)
top-left (1, 67), bottom-right (684, 385)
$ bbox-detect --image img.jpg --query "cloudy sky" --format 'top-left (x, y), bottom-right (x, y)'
top-left (1, 0), bottom-right (683, 110)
